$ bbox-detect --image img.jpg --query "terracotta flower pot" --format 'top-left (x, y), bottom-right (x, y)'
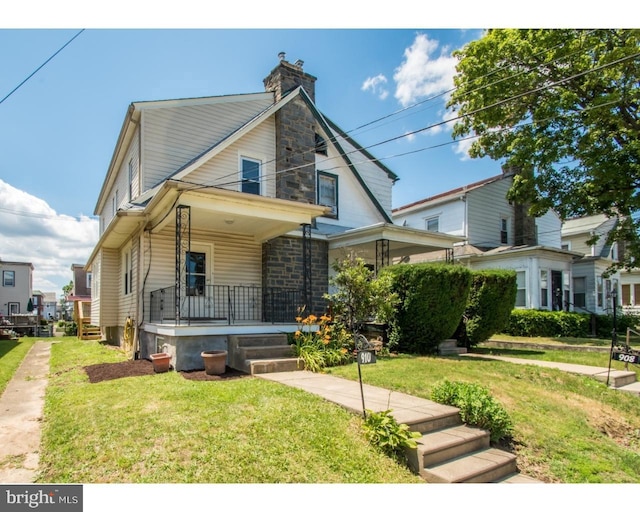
top-left (201, 350), bottom-right (227, 375)
top-left (150, 352), bottom-right (171, 373)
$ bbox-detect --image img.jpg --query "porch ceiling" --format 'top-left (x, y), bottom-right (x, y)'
top-left (148, 185), bottom-right (329, 242)
top-left (327, 222), bottom-right (464, 260)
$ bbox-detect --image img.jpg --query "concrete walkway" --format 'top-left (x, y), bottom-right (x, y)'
top-left (460, 353), bottom-right (640, 395)
top-left (257, 370), bottom-right (460, 426)
top-left (0, 341), bottom-right (52, 483)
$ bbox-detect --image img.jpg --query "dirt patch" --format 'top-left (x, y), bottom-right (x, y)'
top-left (84, 359), bottom-right (248, 383)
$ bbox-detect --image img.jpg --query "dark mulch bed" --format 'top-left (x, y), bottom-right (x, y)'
top-left (84, 359), bottom-right (248, 384)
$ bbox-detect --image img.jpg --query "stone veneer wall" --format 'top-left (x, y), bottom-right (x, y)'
top-left (262, 236), bottom-right (329, 317)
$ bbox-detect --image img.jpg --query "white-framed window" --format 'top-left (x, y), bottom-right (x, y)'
top-left (515, 270), bottom-right (526, 307)
top-left (86, 272), bottom-right (92, 290)
top-left (573, 276), bottom-right (586, 308)
top-left (500, 218), bottom-right (509, 244)
top-left (3, 270), bottom-right (15, 287)
top-left (123, 249), bottom-right (132, 295)
top-left (317, 171), bottom-right (338, 218)
top-left (128, 159), bottom-right (134, 201)
top-left (540, 270), bottom-right (549, 308)
top-left (597, 275), bottom-right (604, 308)
top-left (186, 251), bottom-right (206, 296)
top-left (240, 157), bottom-right (261, 195)
top-left (425, 216), bottom-right (439, 232)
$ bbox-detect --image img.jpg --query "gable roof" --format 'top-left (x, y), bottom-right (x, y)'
top-left (113, 85), bottom-right (395, 224)
top-left (561, 214), bottom-right (614, 237)
top-left (393, 172), bottom-right (514, 215)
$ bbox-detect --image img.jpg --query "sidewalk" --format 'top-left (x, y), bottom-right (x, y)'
top-left (0, 341), bottom-right (52, 483)
top-left (257, 370), bottom-right (460, 426)
top-left (460, 353), bottom-right (640, 395)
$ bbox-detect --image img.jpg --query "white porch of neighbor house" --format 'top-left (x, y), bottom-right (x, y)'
top-left (138, 183), bottom-right (328, 372)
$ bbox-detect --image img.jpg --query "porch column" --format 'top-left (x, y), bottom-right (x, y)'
top-left (375, 239), bottom-right (390, 276)
top-left (175, 205), bottom-right (191, 325)
top-left (302, 223), bottom-right (312, 313)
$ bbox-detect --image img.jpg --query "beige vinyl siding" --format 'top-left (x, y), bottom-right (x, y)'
top-left (328, 130), bottom-right (394, 217)
top-left (140, 98), bottom-right (273, 192)
top-left (90, 256), bottom-right (101, 325)
top-left (141, 226), bottom-right (262, 321)
top-left (316, 144), bottom-right (385, 228)
top-left (118, 237), bottom-right (139, 322)
top-left (565, 235), bottom-right (592, 257)
top-left (467, 177), bottom-right (513, 248)
top-left (186, 119), bottom-right (276, 198)
top-left (98, 248), bottom-right (120, 326)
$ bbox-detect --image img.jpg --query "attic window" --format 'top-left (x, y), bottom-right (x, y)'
top-left (315, 133), bottom-right (327, 156)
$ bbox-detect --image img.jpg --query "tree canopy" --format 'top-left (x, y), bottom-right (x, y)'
top-left (447, 29), bottom-right (640, 270)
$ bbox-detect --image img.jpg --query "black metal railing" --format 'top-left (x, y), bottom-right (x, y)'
top-left (149, 285), bottom-right (304, 325)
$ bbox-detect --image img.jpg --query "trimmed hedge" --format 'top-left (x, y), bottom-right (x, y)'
top-left (502, 309), bottom-right (640, 338)
top-left (457, 269), bottom-right (517, 347)
top-left (383, 263), bottom-right (472, 354)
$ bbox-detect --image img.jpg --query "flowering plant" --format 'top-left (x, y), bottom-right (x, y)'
top-left (292, 311), bottom-right (352, 372)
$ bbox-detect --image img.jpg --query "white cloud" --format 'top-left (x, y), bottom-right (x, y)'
top-left (362, 73), bottom-right (389, 100)
top-left (393, 33), bottom-right (457, 108)
top-left (0, 179), bottom-right (99, 294)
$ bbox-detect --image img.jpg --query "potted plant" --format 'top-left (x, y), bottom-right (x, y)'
top-left (201, 350), bottom-right (227, 375)
top-left (150, 352), bottom-right (171, 373)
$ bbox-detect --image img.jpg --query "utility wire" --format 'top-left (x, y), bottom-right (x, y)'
top-left (0, 29), bottom-right (85, 106)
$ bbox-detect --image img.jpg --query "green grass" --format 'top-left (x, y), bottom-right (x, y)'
top-left (5, 335), bottom-right (640, 483)
top-left (0, 337), bottom-right (35, 395)
top-left (37, 338), bottom-right (421, 483)
top-left (326, 352), bottom-right (640, 483)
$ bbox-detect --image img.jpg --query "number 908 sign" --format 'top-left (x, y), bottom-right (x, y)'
top-left (612, 351), bottom-right (639, 364)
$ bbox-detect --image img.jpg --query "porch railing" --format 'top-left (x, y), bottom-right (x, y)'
top-left (149, 285), bottom-right (304, 325)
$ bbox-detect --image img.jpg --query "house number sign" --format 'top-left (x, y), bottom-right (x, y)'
top-left (357, 349), bottom-right (376, 365)
top-left (611, 350), bottom-right (640, 364)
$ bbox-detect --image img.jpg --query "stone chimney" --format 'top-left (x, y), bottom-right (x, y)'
top-left (263, 53), bottom-right (317, 204)
top-left (504, 164), bottom-right (538, 246)
top-left (263, 52), bottom-right (317, 103)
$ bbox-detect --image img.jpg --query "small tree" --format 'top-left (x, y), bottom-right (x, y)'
top-left (324, 256), bottom-right (398, 334)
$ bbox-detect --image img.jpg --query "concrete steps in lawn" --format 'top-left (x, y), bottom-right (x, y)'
top-left (228, 333), bottom-right (302, 375)
top-left (404, 407), bottom-right (536, 483)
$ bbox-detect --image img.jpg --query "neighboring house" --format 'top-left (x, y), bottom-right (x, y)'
top-left (561, 214), bottom-right (621, 315)
top-left (42, 292), bottom-right (58, 320)
top-left (86, 54), bottom-right (460, 371)
top-left (619, 269), bottom-right (640, 314)
top-left (393, 169), bottom-right (580, 311)
top-left (0, 259), bottom-right (34, 316)
top-left (69, 263), bottom-right (92, 300)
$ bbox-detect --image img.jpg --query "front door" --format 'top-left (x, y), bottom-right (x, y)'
top-left (181, 243), bottom-right (213, 320)
top-left (551, 271), bottom-right (563, 311)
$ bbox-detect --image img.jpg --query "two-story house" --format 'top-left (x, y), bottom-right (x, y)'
top-left (86, 54), bottom-right (461, 371)
top-left (393, 169), bottom-right (580, 310)
top-left (561, 214), bottom-right (621, 314)
top-left (0, 258), bottom-right (34, 316)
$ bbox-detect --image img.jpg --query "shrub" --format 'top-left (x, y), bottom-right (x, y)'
top-left (362, 409), bottom-right (421, 463)
top-left (383, 263), bottom-right (472, 354)
top-left (503, 309), bottom-right (591, 337)
top-left (595, 311), bottom-right (640, 339)
top-left (457, 269), bottom-right (517, 347)
top-left (64, 321), bottom-right (78, 336)
top-left (430, 380), bottom-right (513, 443)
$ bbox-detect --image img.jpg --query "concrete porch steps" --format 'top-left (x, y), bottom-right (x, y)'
top-left (405, 412), bottom-right (531, 483)
top-left (228, 333), bottom-right (302, 375)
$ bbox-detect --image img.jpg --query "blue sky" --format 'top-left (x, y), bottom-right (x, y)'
top-left (0, 4), bottom-right (623, 296)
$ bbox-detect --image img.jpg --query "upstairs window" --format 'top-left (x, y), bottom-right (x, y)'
top-left (500, 218), bottom-right (509, 244)
top-left (3, 270), bottom-right (15, 287)
top-left (241, 157), bottom-right (261, 195)
top-left (128, 159), bottom-right (134, 201)
top-left (86, 272), bottom-right (92, 290)
top-left (123, 250), bottom-right (132, 295)
top-left (318, 171), bottom-right (338, 218)
top-left (425, 216), bottom-right (439, 232)
top-left (315, 133), bottom-right (327, 156)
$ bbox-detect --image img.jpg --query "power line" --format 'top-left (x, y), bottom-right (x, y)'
top-left (0, 29), bottom-right (85, 107)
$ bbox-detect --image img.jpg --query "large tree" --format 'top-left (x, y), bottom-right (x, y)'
top-left (448, 29), bottom-right (640, 271)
